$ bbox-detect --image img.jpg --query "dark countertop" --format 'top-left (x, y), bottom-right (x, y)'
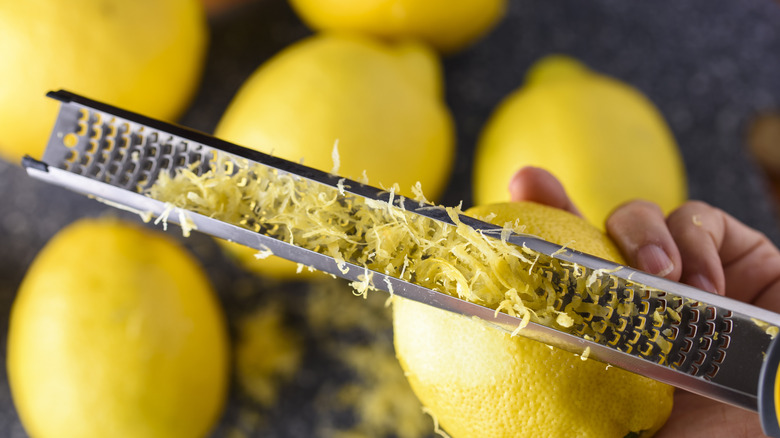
top-left (1, 0), bottom-right (779, 436)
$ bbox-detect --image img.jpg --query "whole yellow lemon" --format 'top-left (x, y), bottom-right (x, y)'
top-left (393, 202), bottom-right (674, 438)
top-left (0, 0), bottom-right (207, 164)
top-left (7, 218), bottom-right (229, 438)
top-left (473, 55), bottom-right (687, 228)
top-left (215, 33), bottom-right (454, 278)
top-left (288, 0), bottom-right (507, 54)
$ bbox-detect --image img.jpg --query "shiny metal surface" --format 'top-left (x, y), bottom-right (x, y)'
top-left (27, 90), bottom-right (780, 413)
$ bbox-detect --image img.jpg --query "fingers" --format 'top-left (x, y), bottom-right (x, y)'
top-left (606, 201), bottom-right (683, 281)
top-left (508, 167), bottom-right (582, 217)
top-left (654, 390), bottom-right (764, 438)
top-left (609, 199), bottom-right (780, 311)
top-left (607, 200), bottom-right (724, 293)
top-left (507, 166), bottom-right (780, 310)
top-left (665, 201), bottom-right (780, 306)
top-left (727, 233), bottom-right (780, 312)
top-left (664, 201), bottom-right (726, 294)
top-left (704, 207), bottom-right (780, 310)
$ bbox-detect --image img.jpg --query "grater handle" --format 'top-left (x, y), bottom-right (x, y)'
top-left (760, 336), bottom-right (780, 436)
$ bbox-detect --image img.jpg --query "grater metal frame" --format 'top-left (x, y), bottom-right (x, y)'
top-left (23, 90), bottom-right (780, 412)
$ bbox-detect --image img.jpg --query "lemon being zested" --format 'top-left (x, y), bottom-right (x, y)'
top-left (393, 202), bottom-right (674, 438)
top-left (0, 0), bottom-right (207, 163)
top-left (144, 141), bottom-right (674, 435)
top-left (7, 218), bottom-right (229, 438)
top-left (473, 55), bottom-right (687, 228)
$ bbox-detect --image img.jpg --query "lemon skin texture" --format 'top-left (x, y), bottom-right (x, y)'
top-left (214, 33), bottom-right (454, 278)
top-left (288, 0), bottom-right (507, 54)
top-left (393, 201), bottom-right (674, 438)
top-left (0, 0), bottom-right (207, 164)
top-left (473, 55), bottom-right (687, 229)
top-left (7, 218), bottom-right (229, 438)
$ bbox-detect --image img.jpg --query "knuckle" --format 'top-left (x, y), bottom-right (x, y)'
top-left (677, 200), bottom-right (712, 214)
top-left (668, 200), bottom-right (719, 229)
top-left (626, 199), bottom-right (664, 216)
top-left (607, 200), bottom-right (662, 230)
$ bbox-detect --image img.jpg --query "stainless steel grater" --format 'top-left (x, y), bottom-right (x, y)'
top-left (23, 90), bottom-right (780, 434)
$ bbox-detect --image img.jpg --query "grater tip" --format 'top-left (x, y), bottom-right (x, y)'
top-left (21, 155), bottom-right (47, 172)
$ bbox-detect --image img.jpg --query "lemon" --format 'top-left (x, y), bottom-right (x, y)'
top-left (7, 218), bottom-right (229, 438)
top-left (393, 201), bottom-right (674, 438)
top-left (215, 33), bottom-right (454, 278)
top-left (288, 0), bottom-right (507, 54)
top-left (473, 55), bottom-right (687, 228)
top-left (0, 0), bottom-right (207, 164)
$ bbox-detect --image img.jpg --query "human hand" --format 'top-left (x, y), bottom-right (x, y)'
top-left (508, 166), bottom-right (780, 438)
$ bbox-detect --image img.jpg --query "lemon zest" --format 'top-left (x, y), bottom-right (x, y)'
top-left (752, 318), bottom-right (780, 339)
top-left (551, 240), bottom-right (575, 257)
top-left (93, 196), bottom-right (154, 223)
top-left (148, 154), bottom-right (679, 351)
top-left (331, 139), bottom-right (340, 175)
top-left (177, 208), bottom-right (197, 237)
top-left (422, 407), bottom-right (452, 438)
top-left (253, 246), bottom-right (274, 260)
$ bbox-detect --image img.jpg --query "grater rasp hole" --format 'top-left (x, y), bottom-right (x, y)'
top-left (63, 133), bottom-right (78, 148)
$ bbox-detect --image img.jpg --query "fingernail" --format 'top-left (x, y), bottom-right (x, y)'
top-left (636, 244), bottom-right (674, 277)
top-left (689, 274), bottom-right (718, 295)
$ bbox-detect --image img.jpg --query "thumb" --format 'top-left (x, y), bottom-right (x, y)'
top-left (508, 167), bottom-right (583, 217)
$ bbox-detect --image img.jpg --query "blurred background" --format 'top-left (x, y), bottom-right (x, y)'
top-left (1, 0), bottom-right (780, 436)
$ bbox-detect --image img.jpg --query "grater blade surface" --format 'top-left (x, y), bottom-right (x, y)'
top-left (25, 90), bottom-right (780, 412)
